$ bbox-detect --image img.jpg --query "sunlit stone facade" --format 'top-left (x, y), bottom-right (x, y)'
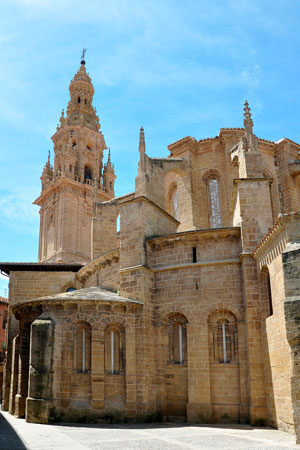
top-left (2, 62), bottom-right (300, 443)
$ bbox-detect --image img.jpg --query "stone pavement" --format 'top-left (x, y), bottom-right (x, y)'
top-left (0, 410), bottom-right (299, 450)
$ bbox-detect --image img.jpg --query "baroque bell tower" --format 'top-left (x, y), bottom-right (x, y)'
top-left (34, 53), bottom-right (116, 263)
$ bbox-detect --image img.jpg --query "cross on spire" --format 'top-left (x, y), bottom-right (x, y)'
top-left (81, 48), bottom-right (87, 65)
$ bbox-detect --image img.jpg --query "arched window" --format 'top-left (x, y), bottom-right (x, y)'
top-left (66, 287), bottom-right (76, 292)
top-left (168, 185), bottom-right (178, 220)
top-left (84, 165), bottom-right (92, 181)
top-left (208, 177), bottom-right (221, 228)
top-left (77, 97), bottom-right (81, 103)
top-left (109, 181), bottom-right (113, 189)
top-left (105, 325), bottom-right (125, 374)
top-left (165, 313), bottom-right (188, 365)
top-left (208, 311), bottom-right (238, 364)
top-left (172, 188), bottom-right (179, 220)
top-left (74, 322), bottom-right (91, 373)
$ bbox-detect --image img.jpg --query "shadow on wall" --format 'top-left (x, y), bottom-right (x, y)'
top-left (0, 412), bottom-right (28, 450)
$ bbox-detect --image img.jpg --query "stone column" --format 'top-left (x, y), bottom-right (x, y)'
top-left (9, 334), bottom-right (19, 415)
top-left (15, 321), bottom-right (31, 418)
top-left (91, 328), bottom-right (105, 411)
top-left (26, 318), bottom-right (55, 423)
top-left (125, 316), bottom-right (137, 418)
top-left (2, 314), bottom-right (18, 411)
top-left (241, 254), bottom-right (268, 422)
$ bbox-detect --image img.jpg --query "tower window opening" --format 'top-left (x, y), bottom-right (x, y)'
top-left (72, 141), bottom-right (76, 147)
top-left (69, 165), bottom-right (72, 172)
top-left (84, 99), bottom-right (87, 105)
top-left (78, 97), bottom-right (81, 103)
top-left (84, 166), bottom-right (92, 181)
top-left (192, 247), bottom-right (197, 263)
top-left (109, 181), bottom-right (113, 189)
top-left (87, 145), bottom-right (91, 151)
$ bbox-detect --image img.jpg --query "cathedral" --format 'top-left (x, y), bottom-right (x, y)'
top-left (2, 56), bottom-right (300, 442)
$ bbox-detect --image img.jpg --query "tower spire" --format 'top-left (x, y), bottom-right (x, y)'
top-left (139, 126), bottom-right (146, 173)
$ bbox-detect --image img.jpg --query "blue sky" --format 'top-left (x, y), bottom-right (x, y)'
top-left (1, 0), bottom-right (300, 296)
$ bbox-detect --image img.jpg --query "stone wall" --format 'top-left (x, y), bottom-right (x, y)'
top-left (9, 271), bottom-right (78, 306)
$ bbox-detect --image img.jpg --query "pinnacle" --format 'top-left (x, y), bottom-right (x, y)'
top-left (243, 100), bottom-right (253, 129)
top-left (139, 126), bottom-right (145, 141)
top-left (243, 100), bottom-right (251, 120)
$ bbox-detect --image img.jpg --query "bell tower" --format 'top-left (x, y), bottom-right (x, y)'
top-left (34, 54), bottom-right (116, 263)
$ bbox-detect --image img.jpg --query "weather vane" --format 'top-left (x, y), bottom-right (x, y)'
top-left (81, 48), bottom-right (87, 64)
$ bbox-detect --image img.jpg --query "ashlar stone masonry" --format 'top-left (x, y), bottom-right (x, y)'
top-left (2, 57), bottom-right (300, 443)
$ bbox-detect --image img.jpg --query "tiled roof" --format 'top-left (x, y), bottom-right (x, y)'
top-left (276, 137), bottom-right (300, 148)
top-left (18, 286), bottom-right (143, 305)
top-left (0, 262), bottom-right (83, 275)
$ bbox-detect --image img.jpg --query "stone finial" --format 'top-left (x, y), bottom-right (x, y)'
top-left (41, 150), bottom-right (53, 190)
top-left (243, 100), bottom-right (253, 134)
top-left (139, 126), bottom-right (146, 173)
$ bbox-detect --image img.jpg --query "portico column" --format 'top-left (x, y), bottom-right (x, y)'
top-left (15, 321), bottom-right (31, 418)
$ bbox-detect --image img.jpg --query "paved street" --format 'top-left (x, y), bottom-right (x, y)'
top-left (0, 410), bottom-right (299, 450)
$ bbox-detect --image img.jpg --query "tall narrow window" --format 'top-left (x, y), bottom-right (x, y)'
top-left (208, 177), bottom-right (222, 228)
top-left (105, 325), bottom-right (125, 374)
top-left (165, 313), bottom-right (188, 365)
top-left (3, 310), bottom-right (7, 330)
top-left (74, 322), bottom-right (91, 373)
top-left (209, 311), bottom-right (238, 364)
top-left (266, 271), bottom-right (273, 316)
top-left (217, 320), bottom-right (232, 363)
top-left (172, 189), bottom-right (179, 220)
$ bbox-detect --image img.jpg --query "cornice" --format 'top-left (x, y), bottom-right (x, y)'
top-left (33, 176), bottom-right (111, 205)
top-left (76, 248), bottom-right (120, 283)
top-left (147, 227), bottom-right (240, 246)
top-left (252, 211), bottom-right (300, 260)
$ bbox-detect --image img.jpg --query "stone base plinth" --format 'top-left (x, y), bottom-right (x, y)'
top-left (187, 402), bottom-right (213, 423)
top-left (26, 397), bottom-right (56, 424)
top-left (14, 394), bottom-right (26, 418)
